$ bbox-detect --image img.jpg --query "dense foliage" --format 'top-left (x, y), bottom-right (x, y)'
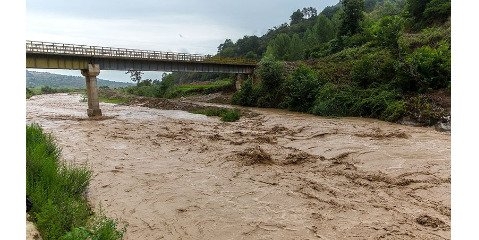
top-left (135, 0), bottom-right (450, 126)
top-left (229, 0), bottom-right (450, 125)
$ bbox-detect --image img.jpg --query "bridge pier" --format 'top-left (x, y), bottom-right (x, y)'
top-left (81, 64), bottom-right (102, 117)
top-left (235, 74), bottom-right (244, 90)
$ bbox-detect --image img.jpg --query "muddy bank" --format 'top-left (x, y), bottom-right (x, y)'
top-left (26, 93), bottom-right (450, 239)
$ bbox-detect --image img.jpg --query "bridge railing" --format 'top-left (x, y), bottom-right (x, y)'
top-left (26, 40), bottom-right (256, 66)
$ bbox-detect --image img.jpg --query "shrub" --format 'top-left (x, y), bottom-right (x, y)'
top-left (382, 99), bottom-right (406, 122)
top-left (351, 49), bottom-right (396, 88)
top-left (27, 88), bottom-right (34, 99)
top-left (396, 42), bottom-right (450, 92)
top-left (369, 15), bottom-right (404, 51)
top-left (312, 83), bottom-right (405, 121)
top-left (232, 78), bottom-right (259, 106)
top-left (192, 107), bottom-right (241, 122)
top-left (255, 57), bottom-right (286, 108)
top-left (423, 0), bottom-right (450, 24)
top-left (283, 65), bottom-right (323, 112)
top-left (312, 83), bottom-right (356, 117)
top-left (221, 109), bottom-right (241, 122)
top-left (41, 86), bottom-right (56, 94)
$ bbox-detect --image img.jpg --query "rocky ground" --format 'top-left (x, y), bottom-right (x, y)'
top-left (26, 93), bottom-right (450, 239)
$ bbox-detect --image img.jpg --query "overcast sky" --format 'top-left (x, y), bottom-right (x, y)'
top-left (27, 0), bottom-right (339, 82)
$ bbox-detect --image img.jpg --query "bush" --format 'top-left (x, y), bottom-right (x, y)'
top-left (283, 65), bottom-right (323, 112)
top-left (27, 88), bottom-right (34, 99)
top-left (26, 124), bottom-right (124, 240)
top-left (423, 0), bottom-right (450, 24)
top-left (192, 107), bottom-right (241, 122)
top-left (221, 109), bottom-right (241, 122)
top-left (351, 49), bottom-right (396, 88)
top-left (41, 86), bottom-right (57, 94)
top-left (369, 15), bottom-right (404, 51)
top-left (312, 83), bottom-right (405, 121)
top-left (396, 42), bottom-right (450, 92)
top-left (232, 78), bottom-right (259, 106)
top-left (312, 83), bottom-right (356, 117)
top-left (256, 57), bottom-right (287, 108)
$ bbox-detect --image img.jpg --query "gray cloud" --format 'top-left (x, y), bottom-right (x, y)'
top-left (27, 0), bottom-right (340, 81)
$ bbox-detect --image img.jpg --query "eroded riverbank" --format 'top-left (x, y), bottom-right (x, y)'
top-left (26, 93), bottom-right (450, 239)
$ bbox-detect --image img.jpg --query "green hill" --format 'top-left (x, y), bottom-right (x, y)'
top-left (161, 0), bottom-right (450, 127)
top-left (26, 70), bottom-right (134, 89)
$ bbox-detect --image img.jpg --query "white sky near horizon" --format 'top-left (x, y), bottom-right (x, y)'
top-left (26, 0), bottom-right (339, 82)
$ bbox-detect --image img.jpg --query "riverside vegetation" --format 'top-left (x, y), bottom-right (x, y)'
top-left (26, 124), bottom-right (125, 240)
top-left (165, 0), bottom-right (450, 126)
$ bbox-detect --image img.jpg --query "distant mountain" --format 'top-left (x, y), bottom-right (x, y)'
top-left (26, 70), bottom-right (134, 88)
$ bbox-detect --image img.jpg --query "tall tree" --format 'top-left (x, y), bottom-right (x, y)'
top-left (290, 9), bottom-right (304, 25)
top-left (405, 0), bottom-right (428, 23)
top-left (266, 33), bottom-right (291, 60)
top-left (301, 7), bottom-right (318, 19)
top-left (339, 0), bottom-right (365, 36)
top-left (314, 14), bottom-right (336, 43)
top-left (126, 70), bottom-right (143, 86)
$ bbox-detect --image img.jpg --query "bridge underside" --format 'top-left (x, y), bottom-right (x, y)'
top-left (27, 54), bottom-right (255, 118)
top-left (26, 54), bottom-right (254, 74)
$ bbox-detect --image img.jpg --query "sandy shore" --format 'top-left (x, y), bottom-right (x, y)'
top-left (26, 93), bottom-right (450, 239)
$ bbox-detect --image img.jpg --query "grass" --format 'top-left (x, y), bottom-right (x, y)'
top-left (99, 97), bottom-right (129, 104)
top-left (26, 124), bottom-right (125, 240)
top-left (98, 88), bottom-right (131, 104)
top-left (167, 79), bottom-right (233, 98)
top-left (26, 87), bottom-right (84, 99)
top-left (192, 107), bottom-right (241, 122)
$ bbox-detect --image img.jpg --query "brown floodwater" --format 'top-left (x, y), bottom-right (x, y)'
top-left (26, 93), bottom-right (451, 240)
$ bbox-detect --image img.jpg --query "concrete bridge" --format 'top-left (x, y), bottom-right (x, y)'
top-left (26, 40), bottom-right (257, 117)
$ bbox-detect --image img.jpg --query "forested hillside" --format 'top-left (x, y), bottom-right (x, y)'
top-left (146, 0), bottom-right (451, 127)
top-left (26, 70), bottom-right (134, 89)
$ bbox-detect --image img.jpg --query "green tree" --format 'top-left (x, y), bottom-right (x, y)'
top-left (235, 35), bottom-right (262, 58)
top-left (423, 0), bottom-right (450, 24)
top-left (339, 0), bottom-right (365, 36)
top-left (314, 14), bottom-right (336, 43)
top-left (218, 39), bottom-right (234, 53)
top-left (256, 57), bottom-right (286, 107)
top-left (266, 33), bottom-right (291, 60)
top-left (126, 70), bottom-right (143, 86)
top-left (289, 34), bottom-right (304, 61)
top-left (404, 0), bottom-right (449, 29)
top-left (290, 9), bottom-right (304, 25)
top-left (405, 0), bottom-right (428, 23)
top-left (217, 39), bottom-right (236, 57)
top-left (301, 7), bottom-right (318, 19)
top-left (371, 15), bottom-right (404, 52)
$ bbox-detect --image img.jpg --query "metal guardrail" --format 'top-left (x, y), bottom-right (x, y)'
top-left (26, 40), bottom-right (257, 65)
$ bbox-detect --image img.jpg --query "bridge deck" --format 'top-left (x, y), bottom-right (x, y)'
top-left (26, 40), bottom-right (256, 73)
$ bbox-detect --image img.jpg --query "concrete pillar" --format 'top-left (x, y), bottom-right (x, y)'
top-left (81, 64), bottom-right (102, 117)
top-left (235, 73), bottom-right (245, 90)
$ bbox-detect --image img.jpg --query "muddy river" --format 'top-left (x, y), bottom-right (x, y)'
top-left (26, 93), bottom-right (451, 239)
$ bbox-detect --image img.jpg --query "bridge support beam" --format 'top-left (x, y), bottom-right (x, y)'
top-left (81, 64), bottom-right (102, 117)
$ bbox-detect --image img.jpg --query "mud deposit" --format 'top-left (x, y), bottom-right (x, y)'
top-left (26, 93), bottom-right (450, 240)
